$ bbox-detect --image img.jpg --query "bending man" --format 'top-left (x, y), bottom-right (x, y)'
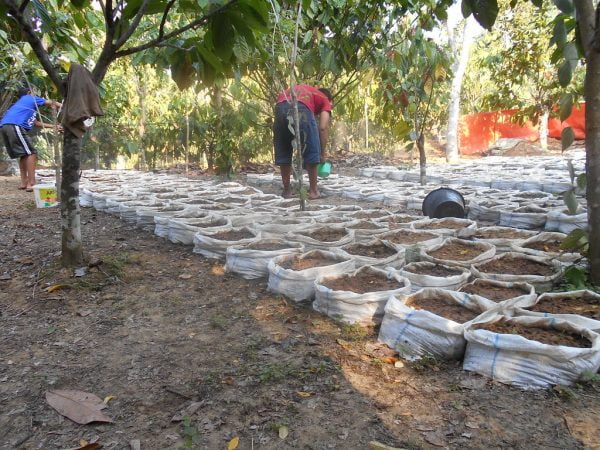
top-left (273, 84), bottom-right (332, 199)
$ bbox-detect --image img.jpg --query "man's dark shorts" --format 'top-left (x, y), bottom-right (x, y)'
top-left (273, 101), bottom-right (321, 165)
top-left (0, 125), bottom-right (37, 159)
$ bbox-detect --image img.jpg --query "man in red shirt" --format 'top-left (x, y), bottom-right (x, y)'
top-left (273, 84), bottom-right (332, 199)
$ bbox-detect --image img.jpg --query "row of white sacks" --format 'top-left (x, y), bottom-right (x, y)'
top-left (247, 173), bottom-right (588, 234)
top-left (358, 152), bottom-right (586, 192)
top-left (74, 170), bottom-right (599, 389)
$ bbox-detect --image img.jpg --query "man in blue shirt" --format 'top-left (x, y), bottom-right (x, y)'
top-left (0, 85), bottom-right (62, 191)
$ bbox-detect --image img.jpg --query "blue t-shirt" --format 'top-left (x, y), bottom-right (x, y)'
top-left (0, 95), bottom-right (47, 130)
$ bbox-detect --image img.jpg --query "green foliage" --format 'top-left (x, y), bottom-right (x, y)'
top-left (179, 416), bottom-right (201, 449)
top-left (562, 265), bottom-right (588, 290)
top-left (561, 228), bottom-right (589, 254)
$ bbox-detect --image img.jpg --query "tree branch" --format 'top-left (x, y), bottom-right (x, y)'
top-left (114, 0), bottom-right (151, 49)
top-left (18, 0), bottom-right (29, 13)
top-left (159, 0), bottom-right (177, 40)
top-left (1, 0), bottom-right (65, 95)
top-left (113, 0), bottom-right (238, 59)
top-left (574, 0), bottom-right (596, 56)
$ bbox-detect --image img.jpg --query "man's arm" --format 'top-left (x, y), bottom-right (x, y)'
top-left (318, 111), bottom-right (330, 162)
top-left (44, 99), bottom-right (62, 109)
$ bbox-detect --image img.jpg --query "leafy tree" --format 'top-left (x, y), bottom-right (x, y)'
top-left (1, 0), bottom-right (269, 266)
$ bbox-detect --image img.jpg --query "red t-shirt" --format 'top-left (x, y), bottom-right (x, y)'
top-left (276, 85), bottom-right (332, 115)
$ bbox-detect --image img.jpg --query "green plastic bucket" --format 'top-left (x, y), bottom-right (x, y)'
top-left (317, 161), bottom-right (332, 178)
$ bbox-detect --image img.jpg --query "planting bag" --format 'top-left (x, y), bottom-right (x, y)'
top-left (313, 266), bottom-right (411, 325)
top-left (168, 215), bottom-right (231, 245)
top-left (399, 262), bottom-right (471, 293)
top-left (225, 239), bottom-right (304, 280)
top-left (336, 239), bottom-right (406, 269)
top-left (192, 226), bottom-right (260, 259)
top-left (510, 231), bottom-right (580, 263)
top-left (378, 288), bottom-right (495, 361)
top-left (420, 237), bottom-right (496, 268)
top-left (463, 311), bottom-right (600, 389)
top-left (267, 250), bottom-right (355, 302)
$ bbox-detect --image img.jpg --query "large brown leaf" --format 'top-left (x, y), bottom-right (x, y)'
top-left (45, 390), bottom-right (113, 424)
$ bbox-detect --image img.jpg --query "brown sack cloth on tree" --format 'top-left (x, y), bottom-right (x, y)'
top-left (61, 64), bottom-right (104, 137)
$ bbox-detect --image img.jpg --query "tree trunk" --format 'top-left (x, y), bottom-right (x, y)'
top-left (575, 0), bottom-right (600, 284)
top-left (417, 133), bottom-right (426, 185)
top-left (95, 141), bottom-right (100, 171)
top-left (61, 128), bottom-right (83, 266)
top-left (446, 18), bottom-right (475, 163)
top-left (364, 93), bottom-right (369, 150)
top-left (539, 107), bottom-right (549, 151)
top-left (135, 70), bottom-right (147, 171)
top-left (51, 107), bottom-right (61, 201)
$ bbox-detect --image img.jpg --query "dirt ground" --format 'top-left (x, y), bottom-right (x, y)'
top-left (1, 175), bottom-right (599, 450)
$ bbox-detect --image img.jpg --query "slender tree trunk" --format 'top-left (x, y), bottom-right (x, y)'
top-left (417, 133), bottom-right (426, 185)
top-left (51, 107), bottom-right (61, 200)
top-left (95, 141), bottom-right (100, 171)
top-left (61, 129), bottom-right (83, 266)
top-left (135, 71), bottom-right (147, 171)
top-left (290, 1), bottom-right (305, 210)
top-left (364, 93), bottom-right (369, 150)
top-left (185, 112), bottom-right (190, 176)
top-left (575, 0), bottom-right (600, 283)
top-left (539, 106), bottom-right (549, 151)
top-left (446, 18), bottom-right (475, 162)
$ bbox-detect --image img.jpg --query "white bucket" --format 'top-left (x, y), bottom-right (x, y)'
top-left (33, 184), bottom-right (59, 208)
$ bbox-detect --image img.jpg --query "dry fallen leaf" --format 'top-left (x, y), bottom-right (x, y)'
top-left (278, 425), bottom-right (289, 440)
top-left (380, 356), bottom-right (398, 365)
top-left (45, 390), bottom-right (112, 425)
top-left (369, 441), bottom-right (403, 450)
top-left (178, 273), bottom-right (192, 280)
top-left (171, 401), bottom-right (204, 422)
top-left (296, 391), bottom-right (314, 398)
top-left (46, 284), bottom-right (69, 293)
top-left (227, 436), bottom-right (239, 450)
top-left (103, 395), bottom-right (115, 404)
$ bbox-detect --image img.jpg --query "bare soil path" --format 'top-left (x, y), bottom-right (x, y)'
top-left (0, 176), bottom-right (598, 449)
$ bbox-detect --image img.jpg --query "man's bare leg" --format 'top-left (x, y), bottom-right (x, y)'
top-left (307, 164), bottom-right (319, 199)
top-left (24, 155), bottom-right (37, 190)
top-left (18, 157), bottom-right (28, 189)
top-left (280, 164), bottom-right (292, 198)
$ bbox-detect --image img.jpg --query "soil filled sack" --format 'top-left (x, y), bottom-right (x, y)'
top-left (513, 290), bottom-right (600, 333)
top-left (168, 215), bottom-right (231, 245)
top-left (342, 219), bottom-right (385, 238)
top-left (193, 226), bottom-right (260, 259)
top-left (510, 232), bottom-right (580, 263)
top-left (286, 226), bottom-right (355, 251)
top-left (461, 226), bottom-right (537, 252)
top-left (499, 206), bottom-right (547, 229)
top-left (378, 288), bottom-right (495, 361)
top-left (135, 205), bottom-right (187, 232)
top-left (225, 239), bottom-right (304, 280)
top-left (463, 311), bottom-right (600, 389)
top-left (255, 217), bottom-right (316, 238)
top-left (336, 239), bottom-right (406, 269)
top-left (459, 279), bottom-right (536, 309)
top-left (411, 218), bottom-right (477, 237)
top-left (267, 250), bottom-right (355, 302)
top-left (80, 188), bottom-right (94, 207)
top-left (399, 261), bottom-right (471, 292)
top-left (420, 238), bottom-right (496, 268)
top-left (544, 210), bottom-right (588, 234)
top-left (119, 201), bottom-right (163, 223)
top-left (313, 266), bottom-right (411, 325)
top-left (471, 252), bottom-right (563, 292)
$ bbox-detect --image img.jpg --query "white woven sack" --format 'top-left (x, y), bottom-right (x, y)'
top-left (267, 250), bottom-right (355, 302)
top-left (336, 239), bottom-right (406, 269)
top-left (460, 226), bottom-right (537, 252)
top-left (467, 200), bottom-right (512, 224)
top-left (420, 238), bottom-right (496, 268)
top-left (344, 220), bottom-right (389, 242)
top-left (499, 207), bottom-right (547, 229)
top-left (313, 266), bottom-right (411, 325)
top-left (255, 218), bottom-right (316, 238)
top-left (286, 226), bottom-right (355, 250)
top-left (510, 232), bottom-right (580, 263)
top-left (471, 252), bottom-right (562, 292)
top-left (511, 290), bottom-right (600, 333)
top-left (192, 226), bottom-right (260, 259)
top-left (463, 311), bottom-right (600, 389)
top-left (399, 262), bottom-right (471, 293)
top-left (378, 288), bottom-right (496, 361)
top-left (225, 239), bottom-right (304, 280)
top-left (411, 218), bottom-right (477, 237)
top-left (119, 201), bottom-right (162, 223)
top-left (542, 181), bottom-right (572, 194)
top-left (80, 188), bottom-right (94, 207)
top-left (544, 210), bottom-right (588, 234)
top-left (136, 205), bottom-right (187, 232)
top-left (458, 278), bottom-right (536, 309)
top-left (168, 215), bottom-right (231, 245)
top-left (227, 212), bottom-right (277, 228)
